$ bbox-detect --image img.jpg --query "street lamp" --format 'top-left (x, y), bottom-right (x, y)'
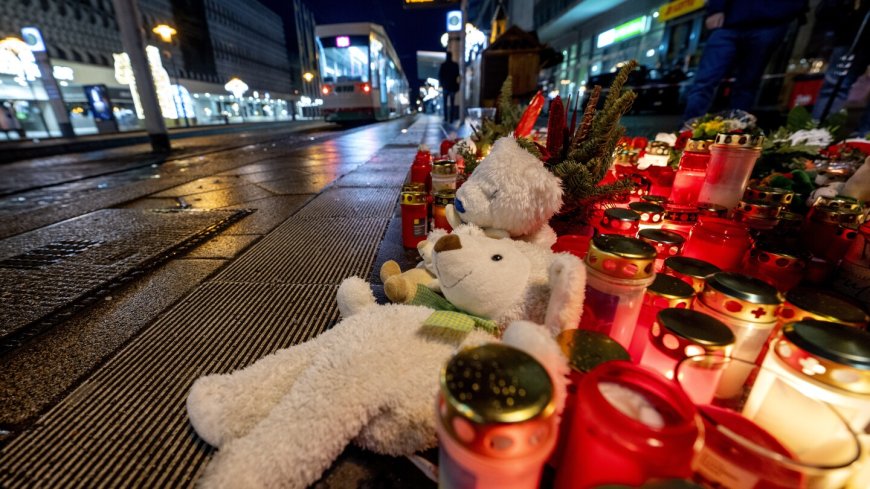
top-left (151, 23), bottom-right (189, 127)
top-left (303, 71), bottom-right (314, 82)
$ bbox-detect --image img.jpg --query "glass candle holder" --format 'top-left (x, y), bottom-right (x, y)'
top-left (661, 203), bottom-right (700, 238)
top-left (802, 204), bottom-right (853, 259)
top-left (629, 201), bottom-right (665, 230)
top-left (745, 241), bottom-right (807, 292)
top-left (410, 145), bottom-right (433, 193)
top-left (639, 229), bottom-right (686, 272)
top-left (749, 320), bottom-right (870, 435)
top-left (639, 308), bottom-right (734, 381)
top-left (825, 224), bottom-right (860, 264)
top-left (681, 217), bottom-right (752, 271)
top-left (628, 274), bottom-right (695, 362)
top-left (400, 191), bottom-right (428, 248)
top-left (551, 330), bottom-right (630, 469)
top-left (697, 133), bottom-right (764, 210)
top-left (430, 160), bottom-right (457, 194)
top-left (647, 165), bottom-right (677, 197)
top-left (845, 222), bottom-right (870, 267)
top-left (437, 344), bottom-right (556, 489)
top-left (669, 139), bottom-right (712, 206)
top-left (598, 208), bottom-right (641, 237)
top-left (432, 190), bottom-right (455, 232)
top-left (693, 272), bottom-right (783, 397)
top-left (677, 355), bottom-right (863, 489)
top-left (554, 361), bottom-right (700, 489)
top-left (579, 235), bottom-right (657, 349)
top-left (663, 256), bottom-right (721, 294)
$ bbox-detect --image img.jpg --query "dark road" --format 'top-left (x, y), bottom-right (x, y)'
top-left (0, 115), bottom-right (445, 488)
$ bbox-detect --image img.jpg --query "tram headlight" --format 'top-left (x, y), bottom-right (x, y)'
top-left (361, 83), bottom-right (371, 94)
top-left (321, 85), bottom-right (331, 95)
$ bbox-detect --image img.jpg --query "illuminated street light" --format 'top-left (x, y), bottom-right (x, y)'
top-left (303, 72), bottom-right (314, 82)
top-left (224, 77), bottom-right (249, 121)
top-left (152, 24), bottom-right (177, 43)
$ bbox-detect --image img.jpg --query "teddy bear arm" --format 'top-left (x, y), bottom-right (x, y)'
top-left (187, 334), bottom-right (327, 448)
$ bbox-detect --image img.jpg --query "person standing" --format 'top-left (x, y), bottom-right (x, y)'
top-left (683, 0), bottom-right (808, 121)
top-left (438, 51), bottom-right (460, 123)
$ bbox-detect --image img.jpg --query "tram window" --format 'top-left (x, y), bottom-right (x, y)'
top-left (319, 35), bottom-right (369, 83)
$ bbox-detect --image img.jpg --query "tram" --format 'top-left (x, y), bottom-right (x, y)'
top-left (315, 23), bottom-right (410, 122)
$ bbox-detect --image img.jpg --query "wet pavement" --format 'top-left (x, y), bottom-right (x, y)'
top-left (0, 114), bottom-right (450, 487)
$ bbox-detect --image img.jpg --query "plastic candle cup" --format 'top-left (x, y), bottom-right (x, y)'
top-left (661, 203), bottom-right (700, 239)
top-left (629, 201), bottom-right (665, 230)
top-left (638, 228), bottom-right (686, 272)
top-left (400, 191), bottom-right (429, 248)
top-left (663, 256), bottom-right (721, 294)
top-left (802, 204), bottom-right (855, 259)
top-left (598, 208), bottom-right (641, 237)
top-left (436, 344), bottom-right (556, 489)
top-left (410, 146), bottom-right (433, 192)
top-left (579, 234), bottom-right (657, 349)
top-left (669, 139), bottom-right (713, 206)
top-left (628, 274), bottom-right (695, 362)
top-left (554, 361), bottom-right (700, 489)
top-left (693, 272), bottom-right (783, 398)
top-left (696, 133), bottom-right (764, 210)
top-left (432, 190), bottom-right (455, 232)
top-left (681, 216), bottom-right (752, 271)
top-left (639, 308), bottom-right (734, 381)
top-left (551, 329), bottom-right (630, 468)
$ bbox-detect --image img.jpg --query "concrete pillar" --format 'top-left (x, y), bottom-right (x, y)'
top-left (111, 0), bottom-right (170, 152)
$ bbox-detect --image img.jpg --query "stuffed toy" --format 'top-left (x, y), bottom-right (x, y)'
top-left (445, 136), bottom-right (564, 247)
top-left (186, 233), bottom-right (585, 489)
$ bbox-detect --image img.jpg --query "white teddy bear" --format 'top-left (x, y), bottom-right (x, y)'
top-left (446, 136), bottom-right (564, 247)
top-left (186, 232), bottom-right (585, 489)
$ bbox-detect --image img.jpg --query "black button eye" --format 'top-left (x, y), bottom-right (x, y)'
top-left (491, 254), bottom-right (503, 262)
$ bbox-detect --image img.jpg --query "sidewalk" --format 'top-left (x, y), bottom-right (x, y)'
top-left (0, 119), bottom-right (330, 164)
top-left (0, 115), bottom-right (443, 488)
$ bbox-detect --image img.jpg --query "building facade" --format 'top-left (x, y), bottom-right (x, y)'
top-left (0, 0), bottom-right (298, 139)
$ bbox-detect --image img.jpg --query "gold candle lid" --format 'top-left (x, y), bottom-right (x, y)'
top-left (685, 138), bottom-right (714, 153)
top-left (749, 242), bottom-right (806, 273)
top-left (585, 234), bottom-right (656, 280)
top-left (629, 202), bottom-right (665, 224)
top-left (808, 205), bottom-right (858, 225)
top-left (744, 185), bottom-right (795, 206)
top-left (735, 199), bottom-right (782, 220)
top-left (603, 207), bottom-right (641, 222)
top-left (441, 344), bottom-right (553, 424)
top-left (556, 329), bottom-right (630, 373)
top-left (403, 182), bottom-right (426, 193)
top-left (639, 228), bottom-right (686, 246)
top-left (432, 160), bottom-right (457, 174)
top-left (645, 274), bottom-right (695, 309)
top-left (663, 204), bottom-right (699, 224)
top-left (712, 133), bottom-right (764, 149)
top-left (697, 202), bottom-right (728, 218)
top-left (641, 195), bottom-right (668, 205)
top-left (812, 195), bottom-right (861, 213)
top-left (401, 191), bottom-right (427, 205)
top-left (650, 308), bottom-right (735, 360)
top-left (776, 211), bottom-right (804, 232)
top-left (663, 256), bottom-right (720, 294)
top-left (780, 288), bottom-right (870, 328)
top-left (701, 272), bottom-right (783, 323)
top-left (614, 146), bottom-right (640, 165)
top-left (775, 320), bottom-right (870, 394)
top-left (434, 190), bottom-right (455, 206)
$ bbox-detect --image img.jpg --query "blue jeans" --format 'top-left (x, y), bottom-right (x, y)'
top-left (684, 24), bottom-right (789, 120)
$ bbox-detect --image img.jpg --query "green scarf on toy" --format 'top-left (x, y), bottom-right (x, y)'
top-left (409, 285), bottom-right (499, 336)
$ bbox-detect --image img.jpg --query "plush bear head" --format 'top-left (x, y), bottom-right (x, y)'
top-left (432, 233), bottom-right (532, 321)
top-left (448, 137), bottom-right (563, 241)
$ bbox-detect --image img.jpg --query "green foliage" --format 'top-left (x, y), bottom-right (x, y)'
top-left (514, 137), bottom-right (542, 159)
top-left (785, 105), bottom-right (814, 132)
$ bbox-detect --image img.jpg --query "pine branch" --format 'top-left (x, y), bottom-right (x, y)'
top-left (574, 86), bottom-right (600, 146)
top-left (546, 96), bottom-right (565, 159)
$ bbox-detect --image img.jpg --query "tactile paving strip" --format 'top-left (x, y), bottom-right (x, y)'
top-left (212, 217), bottom-right (390, 284)
top-left (0, 282), bottom-right (340, 488)
top-left (334, 169), bottom-right (408, 188)
top-left (0, 208), bottom-right (247, 344)
top-left (291, 187), bottom-right (398, 219)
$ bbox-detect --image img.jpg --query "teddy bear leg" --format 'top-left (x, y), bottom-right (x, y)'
top-left (379, 260), bottom-right (401, 283)
top-left (199, 369), bottom-right (386, 489)
top-left (187, 334), bottom-right (328, 448)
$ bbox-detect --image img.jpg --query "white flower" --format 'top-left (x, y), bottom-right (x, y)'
top-left (799, 357), bottom-right (826, 376)
top-left (789, 129), bottom-right (833, 147)
top-left (654, 132), bottom-right (677, 145)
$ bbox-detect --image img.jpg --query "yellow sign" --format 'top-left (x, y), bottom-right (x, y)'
top-left (658, 0), bottom-right (706, 22)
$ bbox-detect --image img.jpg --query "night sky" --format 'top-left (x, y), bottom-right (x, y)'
top-left (259, 0), bottom-right (454, 92)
